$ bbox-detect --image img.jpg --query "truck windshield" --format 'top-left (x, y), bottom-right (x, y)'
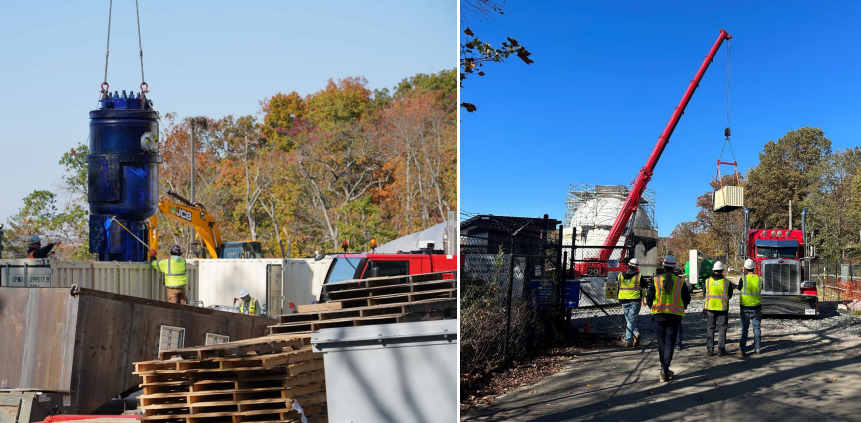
top-left (756, 247), bottom-right (798, 259)
top-left (326, 257), bottom-right (363, 284)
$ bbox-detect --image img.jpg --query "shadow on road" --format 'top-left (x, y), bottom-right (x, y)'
top-left (464, 314), bottom-right (861, 422)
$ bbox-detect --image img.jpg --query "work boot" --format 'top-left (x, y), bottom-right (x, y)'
top-left (718, 349), bottom-right (727, 357)
top-left (755, 348), bottom-right (762, 355)
top-left (666, 370), bottom-right (674, 380)
top-left (660, 369), bottom-right (667, 382)
top-left (737, 349), bottom-right (746, 358)
top-left (623, 342), bottom-right (633, 348)
top-left (706, 349), bottom-right (714, 357)
top-left (633, 332), bottom-right (642, 347)
top-left (676, 344), bottom-right (682, 351)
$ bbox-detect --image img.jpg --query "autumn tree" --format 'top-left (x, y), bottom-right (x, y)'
top-left (807, 147), bottom-right (861, 260)
top-left (260, 92), bottom-right (307, 151)
top-left (745, 127), bottom-right (832, 229)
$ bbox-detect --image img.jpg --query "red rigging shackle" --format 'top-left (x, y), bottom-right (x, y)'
top-left (100, 82), bottom-right (110, 93)
top-left (140, 81), bottom-right (149, 94)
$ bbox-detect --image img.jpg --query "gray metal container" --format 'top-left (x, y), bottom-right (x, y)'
top-left (312, 320), bottom-right (457, 423)
top-left (0, 287), bottom-right (275, 414)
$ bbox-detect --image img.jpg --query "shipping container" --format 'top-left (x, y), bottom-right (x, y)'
top-left (714, 185), bottom-right (744, 212)
top-left (193, 258), bottom-right (332, 314)
top-left (0, 258), bottom-right (200, 302)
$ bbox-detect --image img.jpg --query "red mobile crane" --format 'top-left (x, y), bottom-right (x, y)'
top-left (582, 29), bottom-right (732, 277)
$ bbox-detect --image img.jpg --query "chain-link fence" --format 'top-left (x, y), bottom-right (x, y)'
top-left (460, 214), bottom-right (641, 377)
top-left (460, 214), bottom-right (560, 377)
top-left (564, 245), bottom-right (631, 341)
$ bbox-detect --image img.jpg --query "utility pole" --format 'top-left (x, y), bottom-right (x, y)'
top-left (190, 120), bottom-right (195, 203)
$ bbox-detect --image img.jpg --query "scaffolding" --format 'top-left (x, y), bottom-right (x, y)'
top-left (564, 183), bottom-right (657, 232)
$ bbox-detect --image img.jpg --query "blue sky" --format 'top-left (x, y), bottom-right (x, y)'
top-left (0, 1), bottom-right (455, 224)
top-left (460, 1), bottom-right (861, 237)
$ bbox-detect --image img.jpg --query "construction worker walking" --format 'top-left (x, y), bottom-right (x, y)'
top-left (238, 288), bottom-right (260, 316)
top-left (646, 255), bottom-right (691, 382)
top-left (703, 261), bottom-right (732, 356)
top-left (150, 245), bottom-right (188, 305)
top-left (737, 258), bottom-right (762, 356)
top-left (617, 258), bottom-right (647, 347)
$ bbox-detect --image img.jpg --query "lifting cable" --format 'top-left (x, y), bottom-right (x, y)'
top-left (716, 39), bottom-right (740, 189)
top-left (100, 0), bottom-right (149, 97)
top-left (101, 0), bottom-right (112, 96)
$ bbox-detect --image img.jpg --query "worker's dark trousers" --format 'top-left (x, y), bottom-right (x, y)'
top-left (706, 310), bottom-right (728, 351)
top-left (653, 319), bottom-right (680, 371)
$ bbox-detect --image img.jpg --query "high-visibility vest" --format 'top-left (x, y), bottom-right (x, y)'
top-left (650, 274), bottom-right (685, 316)
top-left (705, 277), bottom-right (729, 311)
top-left (739, 274), bottom-right (762, 307)
top-left (617, 273), bottom-right (642, 300)
top-left (240, 298), bottom-right (259, 315)
top-left (152, 256), bottom-right (188, 288)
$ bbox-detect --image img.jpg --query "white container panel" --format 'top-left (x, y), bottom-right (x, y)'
top-left (282, 258), bottom-right (332, 307)
top-left (714, 186), bottom-right (744, 211)
top-left (196, 258), bottom-right (283, 310)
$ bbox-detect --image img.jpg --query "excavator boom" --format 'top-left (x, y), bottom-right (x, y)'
top-left (148, 190), bottom-right (224, 258)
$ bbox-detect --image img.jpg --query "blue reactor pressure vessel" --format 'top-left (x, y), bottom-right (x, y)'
top-left (88, 90), bottom-right (161, 261)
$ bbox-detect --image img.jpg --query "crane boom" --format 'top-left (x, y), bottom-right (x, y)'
top-left (598, 29), bottom-right (732, 262)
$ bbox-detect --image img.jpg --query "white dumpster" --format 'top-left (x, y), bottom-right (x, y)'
top-left (311, 320), bottom-right (457, 423)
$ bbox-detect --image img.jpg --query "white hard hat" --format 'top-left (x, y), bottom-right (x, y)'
top-left (628, 258), bottom-right (639, 267)
top-left (239, 288), bottom-right (250, 298)
top-left (744, 258), bottom-right (755, 270)
top-left (662, 255), bottom-right (677, 268)
top-left (713, 261), bottom-right (725, 271)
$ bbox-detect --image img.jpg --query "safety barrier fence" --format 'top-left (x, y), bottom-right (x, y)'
top-left (819, 279), bottom-right (861, 302)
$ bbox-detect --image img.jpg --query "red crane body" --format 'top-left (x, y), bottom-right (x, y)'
top-left (596, 29), bottom-right (732, 266)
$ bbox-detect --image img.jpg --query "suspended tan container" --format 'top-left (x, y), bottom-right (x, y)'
top-left (714, 185), bottom-right (744, 212)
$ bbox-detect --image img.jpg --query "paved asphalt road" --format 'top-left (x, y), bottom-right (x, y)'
top-left (462, 301), bottom-right (861, 422)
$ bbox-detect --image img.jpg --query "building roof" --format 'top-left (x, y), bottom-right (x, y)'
top-left (460, 214), bottom-right (562, 235)
top-left (375, 221), bottom-right (449, 253)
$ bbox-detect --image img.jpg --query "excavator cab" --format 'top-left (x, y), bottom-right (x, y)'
top-left (220, 242), bottom-right (263, 259)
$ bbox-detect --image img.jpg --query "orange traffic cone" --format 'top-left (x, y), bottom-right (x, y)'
top-left (584, 320), bottom-right (591, 334)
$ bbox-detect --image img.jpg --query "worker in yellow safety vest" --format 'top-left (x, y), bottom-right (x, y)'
top-left (150, 244), bottom-right (188, 305)
top-left (646, 255), bottom-right (691, 382)
top-left (238, 288), bottom-right (260, 316)
top-left (737, 258), bottom-right (762, 357)
top-left (617, 258), bottom-right (647, 348)
top-left (703, 261), bottom-right (733, 357)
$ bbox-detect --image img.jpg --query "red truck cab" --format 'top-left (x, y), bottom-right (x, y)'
top-left (322, 249), bottom-right (457, 286)
top-left (745, 208), bottom-right (818, 316)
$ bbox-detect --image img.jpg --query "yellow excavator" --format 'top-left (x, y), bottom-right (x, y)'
top-left (148, 188), bottom-right (262, 259)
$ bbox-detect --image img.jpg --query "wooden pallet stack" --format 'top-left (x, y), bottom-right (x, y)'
top-left (132, 271), bottom-right (457, 422)
top-left (133, 335), bottom-right (327, 423)
top-left (268, 272), bottom-right (457, 335)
